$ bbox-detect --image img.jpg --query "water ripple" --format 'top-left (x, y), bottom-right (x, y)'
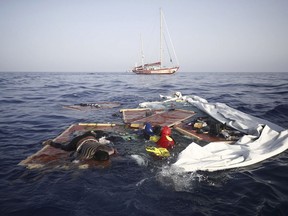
top-left (0, 72), bottom-right (287, 216)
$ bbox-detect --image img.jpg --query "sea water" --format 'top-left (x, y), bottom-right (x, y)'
top-left (0, 72), bottom-right (287, 216)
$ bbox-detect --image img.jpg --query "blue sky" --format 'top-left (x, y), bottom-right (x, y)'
top-left (0, 0), bottom-right (287, 72)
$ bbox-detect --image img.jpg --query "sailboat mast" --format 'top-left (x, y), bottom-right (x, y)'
top-left (140, 34), bottom-right (144, 67)
top-left (160, 8), bottom-right (163, 68)
top-left (132, 8), bottom-right (179, 74)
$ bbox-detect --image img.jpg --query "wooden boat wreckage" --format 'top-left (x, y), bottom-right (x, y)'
top-left (19, 92), bottom-right (288, 172)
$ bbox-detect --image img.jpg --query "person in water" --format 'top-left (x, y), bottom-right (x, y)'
top-left (142, 123), bottom-right (175, 149)
top-left (142, 122), bottom-right (162, 140)
top-left (44, 130), bottom-right (116, 161)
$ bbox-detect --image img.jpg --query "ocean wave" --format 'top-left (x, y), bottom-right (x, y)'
top-left (0, 72), bottom-right (287, 216)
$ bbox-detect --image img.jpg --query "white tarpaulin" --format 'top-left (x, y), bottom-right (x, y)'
top-left (172, 94), bottom-right (288, 172)
top-left (185, 96), bottom-right (284, 136)
top-left (172, 125), bottom-right (288, 172)
top-left (140, 92), bottom-right (288, 172)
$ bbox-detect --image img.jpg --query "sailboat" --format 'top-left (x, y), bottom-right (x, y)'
top-left (131, 9), bottom-right (179, 75)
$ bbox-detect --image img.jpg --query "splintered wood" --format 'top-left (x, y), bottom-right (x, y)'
top-left (121, 109), bottom-right (195, 127)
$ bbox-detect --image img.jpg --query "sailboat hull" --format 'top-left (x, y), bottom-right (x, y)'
top-left (132, 66), bottom-right (179, 75)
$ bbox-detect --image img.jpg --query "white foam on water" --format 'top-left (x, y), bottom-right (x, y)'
top-left (131, 154), bottom-right (148, 167)
top-left (156, 165), bottom-right (207, 192)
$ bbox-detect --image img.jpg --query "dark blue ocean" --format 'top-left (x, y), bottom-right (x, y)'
top-left (0, 72), bottom-right (288, 216)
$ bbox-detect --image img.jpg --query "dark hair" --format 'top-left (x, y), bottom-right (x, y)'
top-left (90, 130), bottom-right (109, 139)
top-left (153, 125), bottom-right (162, 136)
top-left (93, 150), bottom-right (109, 161)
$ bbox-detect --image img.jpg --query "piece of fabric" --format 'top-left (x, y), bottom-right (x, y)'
top-left (172, 125), bottom-right (288, 172)
top-left (142, 92), bottom-right (288, 172)
top-left (174, 94), bottom-right (288, 172)
top-left (185, 96), bottom-right (284, 136)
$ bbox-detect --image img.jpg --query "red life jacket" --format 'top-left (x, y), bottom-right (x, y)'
top-left (157, 135), bottom-right (175, 149)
